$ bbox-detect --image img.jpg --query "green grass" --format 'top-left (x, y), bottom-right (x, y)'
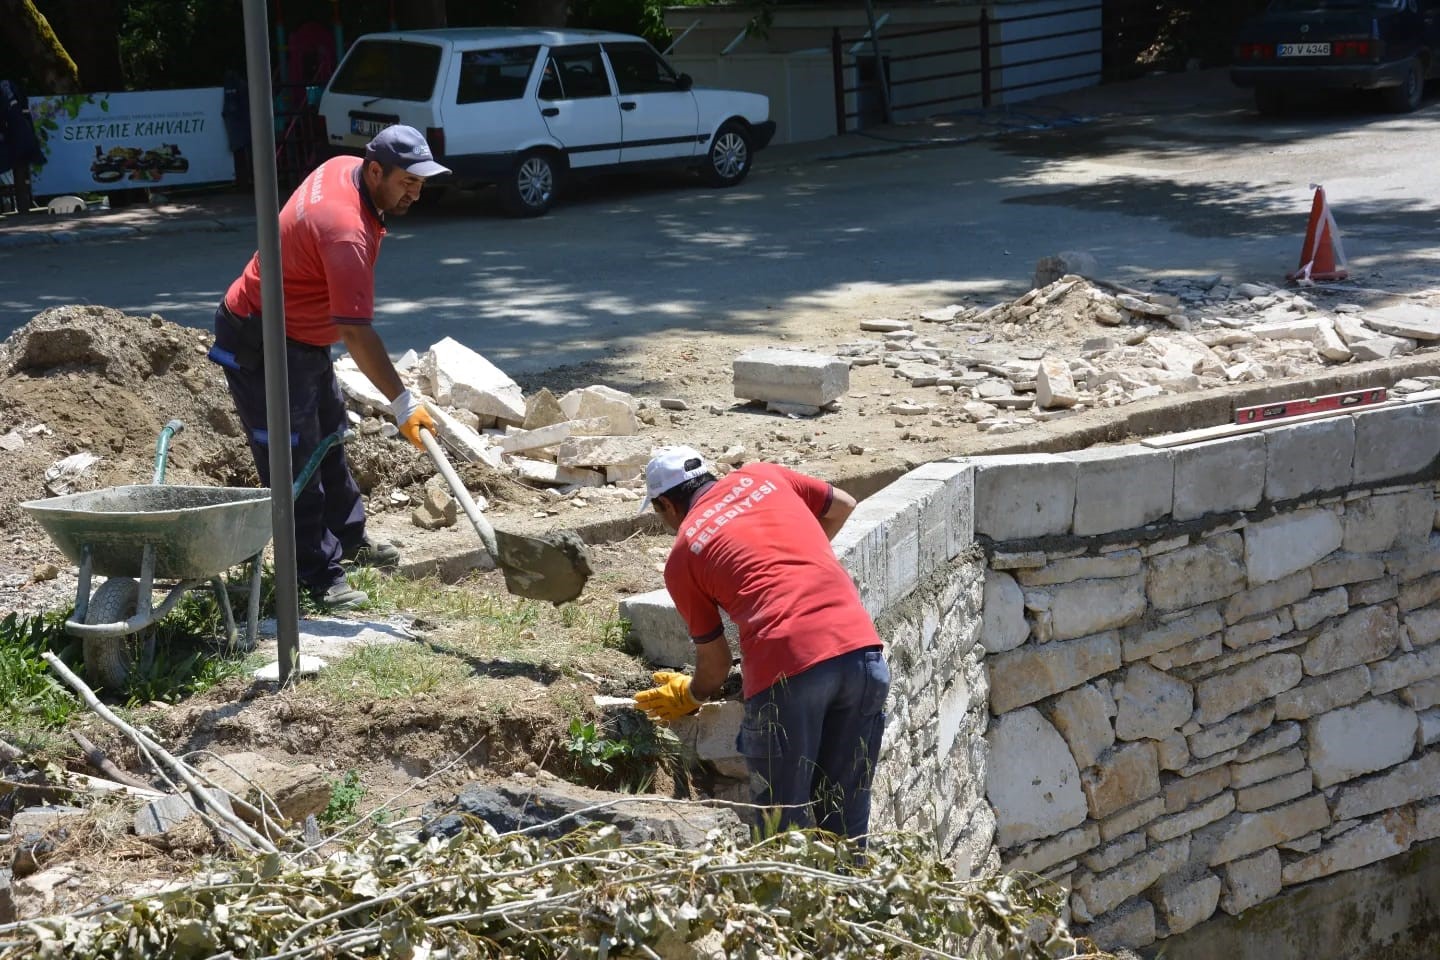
top-left (0, 611), bottom-right (83, 732)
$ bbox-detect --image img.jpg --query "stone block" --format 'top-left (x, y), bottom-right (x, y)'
top-left (1099, 796), bottom-right (1166, 842)
top-left (1147, 533), bottom-right (1247, 613)
top-left (1084, 899), bottom-right (1157, 951)
top-left (1164, 764), bottom-right (1231, 814)
top-left (1274, 665), bottom-right (1370, 721)
top-left (981, 571), bottom-right (1029, 653)
top-left (1406, 605), bottom-right (1440, 647)
top-left (556, 435), bottom-right (653, 468)
top-left (522, 387), bottom-right (567, 429)
top-left (558, 385), bottom-right (640, 433)
top-left (905, 460), bottom-right (976, 558)
top-left (1352, 403), bottom-right (1440, 484)
top-left (988, 632), bottom-right (1122, 714)
top-left (1148, 791), bottom-right (1235, 842)
top-left (1083, 832), bottom-right (1147, 873)
top-left (1157, 731), bottom-right (1190, 770)
top-left (1150, 634), bottom-right (1224, 671)
top-left (1124, 605), bottom-right (1224, 661)
top-left (333, 358), bottom-right (390, 411)
top-left (1082, 742), bottom-right (1161, 819)
top-left (1040, 575), bottom-right (1147, 642)
top-left (195, 752), bottom-right (331, 825)
top-left (1153, 872), bottom-right (1222, 936)
top-left (1208, 795), bottom-right (1331, 865)
top-left (667, 701), bottom-right (748, 779)
top-left (1235, 769), bottom-right (1312, 813)
top-left (510, 457), bottom-right (605, 488)
top-left (1115, 663), bottom-right (1193, 741)
top-left (1064, 445), bottom-right (1175, 535)
top-left (426, 405), bottom-right (505, 468)
top-left (1244, 509), bottom-right (1343, 586)
top-left (1224, 611), bottom-right (1293, 651)
top-left (882, 473), bottom-right (968, 590)
top-left (732, 348), bottom-right (848, 406)
top-left (420, 337), bottom-right (526, 424)
top-left (1308, 699), bottom-right (1418, 788)
top-left (1194, 653), bottom-right (1303, 725)
top-left (1423, 708), bottom-right (1440, 747)
top-left (1386, 534), bottom-right (1440, 581)
top-left (1036, 356), bottom-right (1080, 409)
top-left (1290, 586), bottom-right (1349, 632)
top-left (1313, 552), bottom-right (1388, 590)
top-left (497, 417), bottom-right (613, 454)
top-left (1172, 433), bottom-right (1266, 522)
top-left (1330, 747), bottom-right (1440, 821)
top-left (1224, 571), bottom-right (1312, 626)
top-left (1016, 551), bottom-right (1143, 587)
top-left (1004, 823), bottom-right (1101, 875)
top-left (1370, 645), bottom-right (1440, 696)
top-left (1047, 682), bottom-right (1116, 769)
top-left (1230, 746), bottom-right (1305, 789)
top-left (1400, 572), bottom-right (1440, 612)
top-left (1189, 703), bottom-right (1275, 759)
top-left (1076, 836), bottom-right (1189, 918)
top-left (967, 453), bottom-right (1077, 541)
top-left (1303, 604), bottom-right (1400, 676)
top-left (618, 589), bottom-right (738, 668)
top-left (1234, 721), bottom-right (1301, 763)
top-left (935, 677), bottom-right (974, 760)
top-left (1264, 417), bottom-right (1355, 501)
top-left (1343, 489), bottom-right (1434, 553)
top-left (832, 502), bottom-right (889, 616)
top-left (134, 789), bottom-right (234, 837)
top-left (1219, 848), bottom-right (1281, 915)
top-left (1280, 809), bottom-right (1413, 886)
top-left (1403, 677), bottom-right (1440, 709)
top-left (986, 707), bottom-right (1088, 848)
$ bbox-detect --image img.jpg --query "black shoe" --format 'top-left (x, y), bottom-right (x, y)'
top-left (342, 535), bottom-right (400, 568)
top-left (311, 579), bottom-right (368, 611)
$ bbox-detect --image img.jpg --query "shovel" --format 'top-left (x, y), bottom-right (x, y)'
top-left (418, 428), bottom-right (593, 605)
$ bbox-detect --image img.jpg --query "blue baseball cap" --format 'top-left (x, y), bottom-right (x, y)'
top-left (364, 124), bottom-right (450, 177)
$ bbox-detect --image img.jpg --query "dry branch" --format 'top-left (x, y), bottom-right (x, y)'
top-left (71, 730), bottom-right (152, 789)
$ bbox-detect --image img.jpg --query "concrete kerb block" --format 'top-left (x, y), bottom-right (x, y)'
top-left (1265, 416), bottom-right (1355, 502)
top-left (909, 460), bottom-right (977, 556)
top-left (732, 348), bottom-right (849, 407)
top-left (617, 589), bottom-right (739, 669)
top-left (835, 484), bottom-right (924, 611)
top-left (1353, 402), bottom-right (1440, 484)
top-left (1173, 432), bottom-right (1266, 522)
top-left (962, 454), bottom-right (1077, 541)
top-left (1063, 444), bottom-right (1174, 536)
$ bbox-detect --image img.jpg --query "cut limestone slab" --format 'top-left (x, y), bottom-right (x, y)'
top-left (498, 417), bottom-right (613, 455)
top-left (1364, 304), bottom-right (1440, 341)
top-left (559, 385), bottom-right (640, 434)
top-left (556, 436), bottom-right (653, 468)
top-left (986, 706), bottom-right (1088, 848)
top-left (733, 348), bottom-right (849, 407)
top-left (420, 337), bottom-right (526, 424)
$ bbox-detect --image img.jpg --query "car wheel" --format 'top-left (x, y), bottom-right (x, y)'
top-left (1382, 58), bottom-right (1425, 113)
top-left (702, 121), bottom-right (754, 187)
top-left (499, 150), bottom-right (558, 217)
top-left (1254, 87), bottom-right (1286, 116)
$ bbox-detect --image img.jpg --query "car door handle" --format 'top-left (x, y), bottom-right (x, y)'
top-left (620, 101), bottom-right (636, 111)
top-left (541, 107), bottom-right (559, 117)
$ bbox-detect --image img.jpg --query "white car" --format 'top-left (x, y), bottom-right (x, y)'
top-left (318, 27), bottom-right (776, 216)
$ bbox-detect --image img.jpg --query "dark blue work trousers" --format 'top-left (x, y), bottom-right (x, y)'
top-left (209, 304), bottom-right (365, 592)
top-left (737, 646), bottom-right (890, 843)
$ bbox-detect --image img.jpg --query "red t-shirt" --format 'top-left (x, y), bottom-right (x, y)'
top-left (664, 462), bottom-right (882, 698)
top-left (224, 156), bottom-right (384, 346)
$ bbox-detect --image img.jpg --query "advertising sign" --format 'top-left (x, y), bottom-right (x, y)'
top-left (29, 88), bottom-right (233, 195)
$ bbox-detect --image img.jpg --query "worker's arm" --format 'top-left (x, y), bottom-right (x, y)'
top-left (689, 635), bottom-right (734, 702)
top-left (818, 485), bottom-right (857, 541)
top-left (337, 324), bottom-right (404, 401)
top-left (337, 324), bottom-right (435, 449)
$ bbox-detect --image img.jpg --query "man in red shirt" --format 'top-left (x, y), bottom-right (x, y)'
top-left (634, 446), bottom-right (890, 841)
top-left (208, 125), bottom-right (444, 609)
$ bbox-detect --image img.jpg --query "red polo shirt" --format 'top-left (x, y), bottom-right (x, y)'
top-left (224, 156), bottom-right (384, 346)
top-left (664, 463), bottom-right (882, 698)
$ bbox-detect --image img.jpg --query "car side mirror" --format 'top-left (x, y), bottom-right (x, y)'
top-left (677, 73), bottom-right (693, 91)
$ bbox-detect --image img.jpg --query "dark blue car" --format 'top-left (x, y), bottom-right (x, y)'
top-left (1231, 0), bottom-right (1440, 113)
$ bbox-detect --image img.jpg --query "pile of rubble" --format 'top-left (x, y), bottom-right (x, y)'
top-left (824, 271), bottom-right (1440, 436)
top-left (333, 337), bottom-right (657, 522)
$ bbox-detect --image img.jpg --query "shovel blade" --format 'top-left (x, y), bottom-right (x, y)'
top-left (493, 529), bottom-right (593, 605)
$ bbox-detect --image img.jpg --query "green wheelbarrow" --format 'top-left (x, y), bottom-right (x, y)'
top-left (20, 419), bottom-right (347, 690)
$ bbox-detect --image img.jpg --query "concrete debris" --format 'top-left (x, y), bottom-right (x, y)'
top-left (420, 337), bottom-right (527, 425)
top-left (412, 476), bottom-right (459, 530)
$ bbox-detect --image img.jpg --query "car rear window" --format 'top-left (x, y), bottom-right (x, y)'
top-left (330, 40), bottom-right (443, 102)
top-left (457, 46), bottom-right (539, 104)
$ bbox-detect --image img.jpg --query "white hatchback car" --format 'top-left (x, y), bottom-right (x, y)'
top-left (318, 27), bottom-right (776, 216)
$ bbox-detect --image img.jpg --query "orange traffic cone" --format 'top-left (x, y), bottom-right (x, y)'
top-left (1287, 185), bottom-right (1348, 283)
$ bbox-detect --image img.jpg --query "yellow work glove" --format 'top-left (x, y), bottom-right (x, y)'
top-left (389, 389), bottom-right (438, 450)
top-left (634, 671), bottom-right (701, 722)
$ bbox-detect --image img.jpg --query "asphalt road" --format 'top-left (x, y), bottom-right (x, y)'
top-left (4, 71), bottom-right (1439, 376)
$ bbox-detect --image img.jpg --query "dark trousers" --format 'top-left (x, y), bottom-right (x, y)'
top-left (209, 304), bottom-right (365, 591)
top-left (736, 646), bottom-right (890, 842)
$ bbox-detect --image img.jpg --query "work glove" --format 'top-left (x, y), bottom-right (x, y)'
top-left (634, 671), bottom-right (701, 722)
top-left (390, 389), bottom-right (437, 451)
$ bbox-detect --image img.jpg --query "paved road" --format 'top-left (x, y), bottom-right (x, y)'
top-left (3, 72), bottom-right (1439, 375)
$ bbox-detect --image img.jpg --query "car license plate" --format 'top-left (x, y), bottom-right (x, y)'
top-left (1277, 42), bottom-right (1331, 57)
top-left (350, 117), bottom-right (393, 136)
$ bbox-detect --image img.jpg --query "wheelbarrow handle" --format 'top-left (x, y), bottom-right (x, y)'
top-left (152, 419), bottom-right (186, 484)
top-left (292, 429), bottom-right (353, 498)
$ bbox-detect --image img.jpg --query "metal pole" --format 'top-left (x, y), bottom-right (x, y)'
top-left (832, 29), bottom-right (847, 136)
top-left (862, 0), bottom-right (892, 124)
top-left (242, 0), bottom-right (302, 687)
top-left (980, 7), bottom-right (993, 109)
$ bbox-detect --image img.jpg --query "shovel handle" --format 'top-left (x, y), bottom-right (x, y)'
top-left (419, 427), bottom-right (499, 563)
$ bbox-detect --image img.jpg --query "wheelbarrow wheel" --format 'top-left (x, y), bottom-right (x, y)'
top-left (84, 577), bottom-right (156, 691)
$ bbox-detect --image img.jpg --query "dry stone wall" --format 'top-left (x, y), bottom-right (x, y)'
top-left (619, 394), bottom-right (1440, 954)
top-left (972, 397), bottom-right (1440, 950)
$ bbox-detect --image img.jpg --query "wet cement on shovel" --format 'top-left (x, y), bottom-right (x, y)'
top-left (493, 529), bottom-right (593, 605)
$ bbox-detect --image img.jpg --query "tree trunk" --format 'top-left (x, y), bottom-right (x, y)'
top-left (43, 0), bottom-right (124, 91)
top-left (518, 0), bottom-right (568, 28)
top-left (0, 0), bottom-right (81, 93)
top-left (396, 0), bottom-right (448, 30)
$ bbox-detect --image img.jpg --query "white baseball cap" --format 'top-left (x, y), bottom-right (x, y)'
top-left (638, 445), bottom-right (711, 514)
